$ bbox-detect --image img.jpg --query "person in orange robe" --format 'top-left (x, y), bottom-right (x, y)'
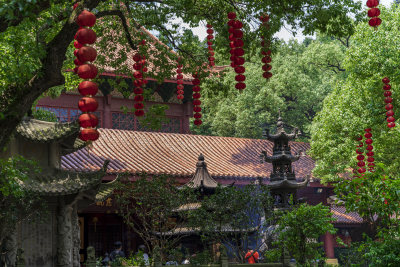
top-left (245, 249), bottom-right (259, 264)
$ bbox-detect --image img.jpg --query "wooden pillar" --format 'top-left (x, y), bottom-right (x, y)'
top-left (324, 232), bottom-right (338, 266)
top-left (182, 101), bottom-right (192, 133)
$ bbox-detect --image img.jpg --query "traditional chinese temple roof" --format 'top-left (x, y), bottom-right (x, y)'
top-left (61, 128), bottom-right (313, 181)
top-left (16, 118), bottom-right (79, 143)
top-left (19, 161), bottom-right (110, 196)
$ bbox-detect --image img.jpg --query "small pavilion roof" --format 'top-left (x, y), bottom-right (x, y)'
top-left (180, 154), bottom-right (220, 190)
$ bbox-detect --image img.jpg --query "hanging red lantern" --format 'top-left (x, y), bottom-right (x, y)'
top-left (382, 78), bottom-right (395, 128)
top-left (192, 73), bottom-right (202, 126)
top-left (78, 97), bottom-right (98, 112)
top-left (77, 64), bottom-right (98, 79)
top-left (79, 113), bottom-right (99, 128)
top-left (79, 128), bottom-right (99, 141)
top-left (228, 12), bottom-right (236, 19)
top-left (76, 10), bottom-right (96, 27)
top-left (77, 46), bottom-right (97, 62)
top-left (368, 8), bottom-right (381, 17)
top-left (75, 28), bottom-right (97, 45)
top-left (78, 81), bottom-right (98, 96)
top-left (366, 0), bottom-right (379, 8)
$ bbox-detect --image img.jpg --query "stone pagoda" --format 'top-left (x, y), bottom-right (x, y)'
top-left (260, 114), bottom-right (308, 209)
top-left (0, 117), bottom-right (115, 267)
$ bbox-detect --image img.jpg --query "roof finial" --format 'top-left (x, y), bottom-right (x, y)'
top-left (198, 153), bottom-right (204, 161)
top-left (277, 109), bottom-right (284, 129)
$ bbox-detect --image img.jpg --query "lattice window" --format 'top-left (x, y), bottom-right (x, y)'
top-left (111, 112), bottom-right (135, 130)
top-left (36, 106), bottom-right (102, 127)
top-left (161, 117), bottom-right (181, 133)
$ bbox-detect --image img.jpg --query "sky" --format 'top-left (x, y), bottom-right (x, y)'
top-left (186, 0), bottom-right (394, 42)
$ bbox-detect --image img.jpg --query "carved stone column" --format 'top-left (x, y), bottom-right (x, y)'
top-left (71, 204), bottom-right (81, 267)
top-left (56, 197), bottom-right (73, 267)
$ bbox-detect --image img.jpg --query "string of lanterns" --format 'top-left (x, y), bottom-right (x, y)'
top-left (227, 12), bottom-right (246, 91)
top-left (206, 24), bottom-right (215, 67)
top-left (176, 58), bottom-right (184, 100)
top-left (382, 77), bottom-right (395, 128)
top-left (260, 14), bottom-right (272, 80)
top-left (74, 9), bottom-right (99, 142)
top-left (356, 135), bottom-right (366, 174)
top-left (367, 0), bottom-right (381, 28)
top-left (364, 128), bottom-right (375, 172)
top-left (192, 72), bottom-right (202, 126)
top-left (132, 36), bottom-right (147, 117)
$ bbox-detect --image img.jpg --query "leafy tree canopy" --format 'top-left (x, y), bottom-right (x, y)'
top-left (192, 36), bottom-right (346, 139)
top-left (311, 5), bottom-right (400, 181)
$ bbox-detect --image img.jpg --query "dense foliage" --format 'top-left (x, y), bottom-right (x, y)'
top-left (276, 203), bottom-right (336, 265)
top-left (192, 37), bottom-right (346, 139)
top-left (311, 5), bottom-right (400, 181)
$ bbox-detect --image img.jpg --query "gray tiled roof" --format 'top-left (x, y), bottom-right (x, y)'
top-left (16, 118), bottom-right (79, 143)
top-left (19, 161), bottom-right (109, 196)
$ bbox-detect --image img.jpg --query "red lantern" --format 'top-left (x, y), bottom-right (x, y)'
top-left (78, 81), bottom-right (98, 96)
top-left (235, 74), bottom-right (246, 82)
top-left (134, 87), bottom-right (143, 94)
top-left (193, 99), bottom-right (201, 105)
top-left (235, 66), bottom-right (245, 74)
top-left (193, 93), bottom-right (201, 99)
top-left (192, 85), bottom-right (201, 92)
top-left (79, 128), bottom-right (99, 141)
top-left (194, 106), bottom-right (202, 112)
top-left (194, 119), bottom-right (202, 126)
top-left (77, 46), bottom-right (97, 62)
top-left (366, 145), bottom-right (373, 151)
top-left (192, 78), bottom-right (200, 85)
top-left (194, 113), bottom-right (202, 119)
top-left (235, 83), bottom-right (246, 90)
top-left (76, 28), bottom-right (97, 45)
top-left (385, 104), bottom-right (393, 110)
top-left (368, 8), bottom-right (380, 17)
top-left (382, 77), bottom-right (390, 84)
top-left (385, 97), bottom-right (393, 103)
top-left (79, 113), bottom-right (98, 128)
top-left (74, 58), bottom-right (83, 66)
top-left (263, 72), bottom-right (273, 79)
top-left (228, 12), bottom-right (236, 19)
top-left (135, 109), bottom-right (144, 117)
top-left (388, 122), bottom-right (396, 128)
top-left (78, 97), bottom-right (98, 112)
top-left (387, 116), bottom-right (395, 122)
top-left (76, 10), bottom-right (96, 27)
top-left (358, 168), bottom-right (366, 173)
top-left (364, 132), bottom-right (372, 138)
top-left (134, 102), bottom-right (144, 109)
top-left (369, 17), bottom-right (382, 27)
top-left (386, 110), bottom-right (394, 116)
top-left (366, 151), bottom-right (374, 157)
top-left (77, 64), bottom-right (98, 79)
top-left (134, 95), bottom-right (144, 102)
top-left (357, 161), bottom-right (366, 167)
top-left (262, 64), bottom-right (272, 71)
top-left (357, 155), bottom-right (365, 161)
top-left (383, 84), bottom-right (391, 90)
top-left (234, 57), bottom-right (245, 65)
top-left (384, 91), bottom-right (392, 97)
top-left (366, 0), bottom-right (379, 8)
top-left (365, 138), bottom-right (373, 144)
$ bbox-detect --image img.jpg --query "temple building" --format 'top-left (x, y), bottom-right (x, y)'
top-left (0, 118), bottom-right (115, 267)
